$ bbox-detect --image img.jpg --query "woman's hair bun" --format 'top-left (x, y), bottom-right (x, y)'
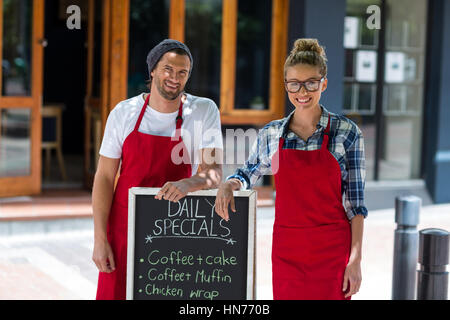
top-left (292, 38), bottom-right (325, 57)
top-left (285, 38), bottom-right (328, 77)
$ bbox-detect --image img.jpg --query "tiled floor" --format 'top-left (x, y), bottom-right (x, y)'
top-left (0, 189), bottom-right (92, 221)
top-left (1, 188), bottom-right (449, 300)
top-left (0, 232), bottom-right (97, 299)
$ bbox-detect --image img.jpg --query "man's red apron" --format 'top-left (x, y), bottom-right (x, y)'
top-left (96, 94), bottom-right (192, 300)
top-left (272, 116), bottom-right (351, 300)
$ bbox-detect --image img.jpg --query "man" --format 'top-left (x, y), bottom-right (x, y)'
top-left (92, 39), bottom-right (223, 300)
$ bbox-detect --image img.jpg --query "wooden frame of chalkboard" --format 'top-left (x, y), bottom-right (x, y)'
top-left (126, 188), bottom-right (257, 300)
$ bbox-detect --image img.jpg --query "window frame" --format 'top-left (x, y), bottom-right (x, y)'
top-left (0, 0), bottom-right (44, 197)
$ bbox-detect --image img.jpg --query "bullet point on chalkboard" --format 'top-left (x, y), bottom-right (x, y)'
top-left (139, 289), bottom-right (142, 293)
top-left (139, 259), bottom-right (144, 263)
top-left (139, 275), bottom-right (142, 279)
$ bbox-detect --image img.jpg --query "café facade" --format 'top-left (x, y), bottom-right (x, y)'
top-left (0, 0), bottom-right (449, 204)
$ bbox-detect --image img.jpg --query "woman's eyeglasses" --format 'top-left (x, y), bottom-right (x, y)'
top-left (284, 77), bottom-right (324, 93)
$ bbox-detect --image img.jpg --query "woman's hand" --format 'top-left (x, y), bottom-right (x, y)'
top-left (214, 180), bottom-right (238, 221)
top-left (342, 258), bottom-right (362, 298)
top-left (92, 238), bottom-right (116, 273)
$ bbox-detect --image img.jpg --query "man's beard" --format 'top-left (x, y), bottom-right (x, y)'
top-left (154, 77), bottom-right (184, 101)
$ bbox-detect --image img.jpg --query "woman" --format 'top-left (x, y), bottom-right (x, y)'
top-left (215, 38), bottom-right (367, 300)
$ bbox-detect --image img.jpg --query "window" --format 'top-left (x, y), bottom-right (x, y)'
top-left (234, 0), bottom-right (271, 111)
top-left (184, 0), bottom-right (222, 105)
top-left (128, 0), bottom-right (169, 97)
top-left (165, 0), bottom-right (289, 125)
top-left (219, 0), bottom-right (288, 124)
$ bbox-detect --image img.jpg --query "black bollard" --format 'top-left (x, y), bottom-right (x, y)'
top-left (392, 196), bottom-right (421, 300)
top-left (417, 228), bottom-right (449, 300)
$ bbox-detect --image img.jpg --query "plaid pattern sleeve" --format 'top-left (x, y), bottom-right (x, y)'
top-left (342, 124), bottom-right (368, 220)
top-left (227, 106), bottom-right (368, 220)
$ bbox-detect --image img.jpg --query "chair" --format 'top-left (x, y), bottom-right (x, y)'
top-left (42, 104), bottom-right (67, 181)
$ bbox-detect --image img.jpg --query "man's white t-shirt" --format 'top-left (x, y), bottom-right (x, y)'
top-left (99, 93), bottom-right (223, 175)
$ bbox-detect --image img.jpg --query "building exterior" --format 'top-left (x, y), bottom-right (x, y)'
top-left (0, 0), bottom-right (448, 203)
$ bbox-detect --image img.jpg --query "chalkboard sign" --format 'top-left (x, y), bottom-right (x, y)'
top-left (126, 188), bottom-right (256, 300)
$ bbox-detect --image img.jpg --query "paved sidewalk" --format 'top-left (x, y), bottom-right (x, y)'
top-left (257, 203), bottom-right (450, 300)
top-left (0, 193), bottom-right (449, 300)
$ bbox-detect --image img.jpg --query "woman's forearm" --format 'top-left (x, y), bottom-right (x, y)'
top-left (349, 214), bottom-right (364, 263)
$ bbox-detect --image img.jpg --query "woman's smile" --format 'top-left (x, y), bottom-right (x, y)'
top-left (295, 97), bottom-right (312, 104)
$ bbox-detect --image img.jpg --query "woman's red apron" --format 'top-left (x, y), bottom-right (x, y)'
top-left (96, 94), bottom-right (192, 300)
top-left (272, 116), bottom-right (351, 300)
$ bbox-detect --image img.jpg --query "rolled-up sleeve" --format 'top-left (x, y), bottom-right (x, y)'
top-left (344, 127), bottom-right (368, 220)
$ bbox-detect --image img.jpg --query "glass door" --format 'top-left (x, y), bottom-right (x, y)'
top-left (379, 0), bottom-right (427, 180)
top-left (0, 0), bottom-right (44, 197)
top-left (84, 0), bottom-right (130, 188)
top-left (343, 0), bottom-right (427, 181)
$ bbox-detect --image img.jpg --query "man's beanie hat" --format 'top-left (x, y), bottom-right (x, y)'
top-left (146, 39), bottom-right (193, 78)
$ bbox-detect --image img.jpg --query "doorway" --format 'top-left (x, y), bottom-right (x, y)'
top-left (42, 0), bottom-right (87, 188)
top-left (0, 0), bottom-right (129, 198)
top-left (42, 0), bottom-right (106, 190)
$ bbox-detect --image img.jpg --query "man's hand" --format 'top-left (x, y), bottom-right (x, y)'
top-left (92, 156), bottom-right (120, 274)
top-left (155, 179), bottom-right (191, 202)
top-left (155, 148), bottom-right (223, 202)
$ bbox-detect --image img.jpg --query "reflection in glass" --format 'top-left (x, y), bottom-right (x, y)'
top-left (379, 116), bottom-right (422, 180)
top-left (384, 85), bottom-right (404, 113)
top-left (0, 108), bottom-right (31, 177)
top-left (386, 20), bottom-right (404, 48)
top-left (357, 84), bottom-right (374, 112)
top-left (386, 0), bottom-right (426, 49)
top-left (185, 0), bottom-right (222, 105)
top-left (2, 0), bottom-right (32, 96)
top-left (380, 0), bottom-right (426, 180)
top-left (344, 50), bottom-right (354, 77)
top-left (345, 0), bottom-right (380, 48)
top-left (406, 85), bottom-right (421, 113)
top-left (384, 51), bottom-right (421, 83)
top-left (360, 22), bottom-right (378, 47)
top-left (344, 0), bottom-right (426, 181)
top-left (404, 52), bottom-right (419, 82)
top-left (127, 0), bottom-right (169, 97)
top-left (343, 83), bottom-right (353, 112)
top-left (234, 0), bottom-right (271, 110)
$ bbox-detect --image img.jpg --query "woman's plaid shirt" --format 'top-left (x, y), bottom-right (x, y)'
top-left (228, 105), bottom-right (368, 221)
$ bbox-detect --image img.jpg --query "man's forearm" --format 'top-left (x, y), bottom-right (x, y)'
top-left (92, 173), bottom-right (116, 241)
top-left (183, 164), bottom-right (222, 192)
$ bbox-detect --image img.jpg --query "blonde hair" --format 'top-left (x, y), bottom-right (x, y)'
top-left (284, 38), bottom-right (328, 77)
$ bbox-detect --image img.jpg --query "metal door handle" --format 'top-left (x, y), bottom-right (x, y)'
top-left (38, 38), bottom-right (48, 47)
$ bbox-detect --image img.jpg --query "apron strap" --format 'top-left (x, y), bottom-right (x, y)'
top-left (174, 99), bottom-right (184, 140)
top-left (278, 137), bottom-right (285, 150)
top-left (320, 115), bottom-right (331, 150)
top-left (134, 93), bottom-right (151, 132)
top-left (134, 94), bottom-right (184, 140)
